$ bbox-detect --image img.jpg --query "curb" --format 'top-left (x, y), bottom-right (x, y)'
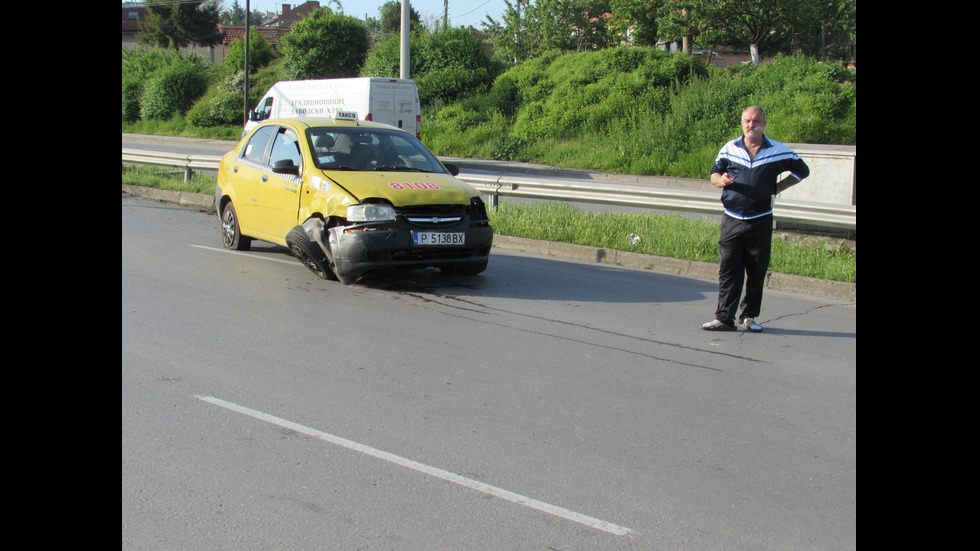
top-left (491, 235), bottom-right (855, 302)
top-left (123, 185), bottom-right (855, 302)
top-left (123, 184), bottom-right (215, 210)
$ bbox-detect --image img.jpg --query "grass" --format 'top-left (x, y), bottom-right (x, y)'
top-left (122, 118), bottom-right (242, 141)
top-left (121, 163), bottom-right (856, 284)
top-left (122, 163), bottom-right (217, 195)
top-left (489, 202), bottom-right (855, 284)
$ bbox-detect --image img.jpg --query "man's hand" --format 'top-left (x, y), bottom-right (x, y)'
top-left (712, 172), bottom-right (734, 188)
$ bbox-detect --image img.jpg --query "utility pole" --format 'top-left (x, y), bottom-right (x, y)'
top-left (400, 0), bottom-right (410, 79)
top-left (511, 0), bottom-right (522, 63)
top-left (243, 0), bottom-right (250, 126)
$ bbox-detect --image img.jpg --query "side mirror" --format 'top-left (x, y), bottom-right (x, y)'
top-left (443, 162), bottom-right (459, 176)
top-left (272, 159), bottom-right (300, 176)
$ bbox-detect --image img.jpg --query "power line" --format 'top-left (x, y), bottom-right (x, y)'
top-left (453, 1), bottom-right (491, 19)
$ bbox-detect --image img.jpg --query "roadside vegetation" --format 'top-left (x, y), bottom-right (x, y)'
top-left (123, 1), bottom-right (855, 283)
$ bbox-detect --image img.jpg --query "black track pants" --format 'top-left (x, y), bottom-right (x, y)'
top-left (714, 213), bottom-right (773, 324)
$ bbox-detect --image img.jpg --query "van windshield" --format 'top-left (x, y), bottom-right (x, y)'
top-left (306, 128), bottom-right (446, 173)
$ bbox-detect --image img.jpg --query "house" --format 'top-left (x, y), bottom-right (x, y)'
top-left (261, 2), bottom-right (321, 28)
top-left (122, 1), bottom-right (321, 64)
top-left (216, 26), bottom-right (291, 63)
top-left (121, 3), bottom-right (148, 49)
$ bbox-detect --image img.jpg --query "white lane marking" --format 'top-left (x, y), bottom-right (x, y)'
top-left (197, 395), bottom-right (633, 536)
top-left (189, 244), bottom-right (300, 266)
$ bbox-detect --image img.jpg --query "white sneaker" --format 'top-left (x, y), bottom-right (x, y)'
top-left (702, 319), bottom-right (736, 331)
top-left (740, 318), bottom-right (763, 332)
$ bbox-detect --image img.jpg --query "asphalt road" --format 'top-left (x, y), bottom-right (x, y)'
top-left (122, 193), bottom-right (856, 550)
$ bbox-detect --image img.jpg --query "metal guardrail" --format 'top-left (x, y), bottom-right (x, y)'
top-left (460, 175), bottom-right (855, 230)
top-left (122, 148), bottom-right (221, 182)
top-left (122, 149), bottom-right (856, 230)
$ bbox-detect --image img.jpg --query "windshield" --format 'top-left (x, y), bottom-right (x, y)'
top-left (306, 127), bottom-right (447, 173)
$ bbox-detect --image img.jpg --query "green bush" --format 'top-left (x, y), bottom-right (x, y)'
top-left (122, 77), bottom-right (143, 122)
top-left (719, 54), bottom-right (856, 144)
top-left (362, 27), bottom-right (498, 107)
top-left (123, 46), bottom-right (210, 122)
top-left (485, 74), bottom-right (519, 116)
top-left (224, 28), bottom-right (275, 75)
top-left (492, 136), bottom-right (528, 161)
top-left (139, 62), bottom-right (208, 120)
top-left (279, 9), bottom-right (369, 79)
top-left (425, 49), bottom-right (854, 177)
top-left (126, 39), bottom-right (855, 182)
top-left (186, 71), bottom-right (246, 127)
top-left (502, 47), bottom-right (706, 143)
top-left (417, 65), bottom-right (493, 105)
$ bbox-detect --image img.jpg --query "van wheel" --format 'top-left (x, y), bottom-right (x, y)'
top-left (286, 226), bottom-right (337, 281)
top-left (221, 201), bottom-right (251, 250)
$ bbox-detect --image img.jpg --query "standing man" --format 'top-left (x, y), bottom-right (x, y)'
top-left (702, 106), bottom-right (810, 332)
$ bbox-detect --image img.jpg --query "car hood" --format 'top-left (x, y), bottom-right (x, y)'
top-left (321, 170), bottom-right (479, 207)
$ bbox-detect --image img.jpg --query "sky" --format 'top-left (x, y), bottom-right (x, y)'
top-left (236, 0), bottom-right (509, 29)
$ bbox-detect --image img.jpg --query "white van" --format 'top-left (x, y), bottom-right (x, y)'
top-left (245, 77), bottom-right (421, 138)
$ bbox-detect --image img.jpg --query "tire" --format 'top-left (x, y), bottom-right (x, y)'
top-left (286, 225), bottom-right (338, 281)
top-left (221, 201), bottom-right (251, 251)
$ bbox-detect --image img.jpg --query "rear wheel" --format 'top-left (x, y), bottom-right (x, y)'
top-left (286, 225), bottom-right (337, 281)
top-left (221, 201), bottom-right (251, 250)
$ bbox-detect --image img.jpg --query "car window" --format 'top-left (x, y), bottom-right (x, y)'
top-left (242, 125), bottom-right (276, 163)
top-left (306, 128), bottom-right (445, 173)
top-left (257, 97), bottom-right (273, 119)
top-left (269, 127), bottom-right (302, 170)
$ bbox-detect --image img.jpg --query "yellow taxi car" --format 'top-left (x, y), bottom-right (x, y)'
top-left (214, 116), bottom-right (493, 284)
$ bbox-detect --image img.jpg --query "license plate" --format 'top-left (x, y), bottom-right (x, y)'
top-left (412, 232), bottom-right (465, 246)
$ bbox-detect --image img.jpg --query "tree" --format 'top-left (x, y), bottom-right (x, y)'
top-left (379, 1), bottom-right (421, 34)
top-left (608, 0), bottom-right (661, 46)
top-left (278, 8), bottom-right (370, 80)
top-left (219, 1), bottom-right (265, 26)
top-left (224, 27), bottom-right (275, 74)
top-left (219, 0), bottom-right (246, 25)
top-left (483, 1), bottom-right (531, 62)
top-left (787, 0), bottom-right (856, 63)
top-left (137, 0), bottom-right (224, 49)
top-left (485, 0), bottom-right (613, 62)
top-left (361, 27), bottom-right (497, 105)
top-left (700, 0), bottom-right (821, 65)
top-left (654, 1), bottom-right (708, 55)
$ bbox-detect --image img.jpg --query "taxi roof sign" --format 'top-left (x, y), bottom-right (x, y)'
top-left (335, 111), bottom-right (357, 121)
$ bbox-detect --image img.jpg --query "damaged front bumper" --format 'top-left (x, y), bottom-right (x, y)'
top-left (324, 207), bottom-right (494, 281)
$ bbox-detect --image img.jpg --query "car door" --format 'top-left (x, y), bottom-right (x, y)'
top-left (231, 124), bottom-right (277, 233)
top-left (250, 125), bottom-right (305, 241)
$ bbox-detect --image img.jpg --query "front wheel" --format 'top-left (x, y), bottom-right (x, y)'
top-left (221, 201), bottom-right (251, 250)
top-left (286, 226), bottom-right (338, 281)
